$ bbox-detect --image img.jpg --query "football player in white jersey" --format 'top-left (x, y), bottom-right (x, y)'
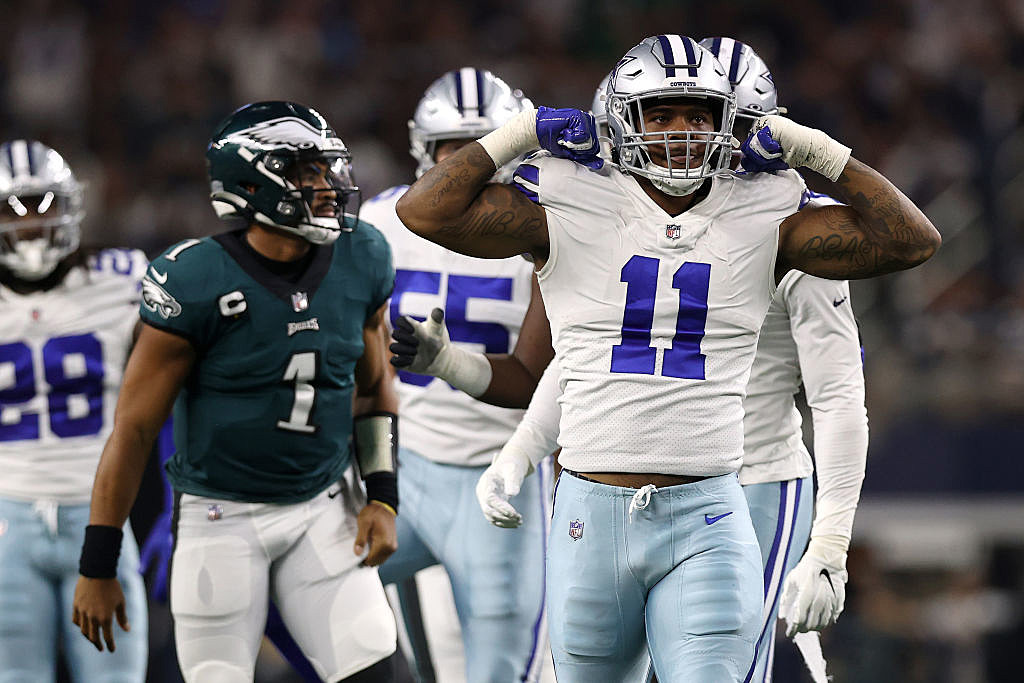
top-left (393, 34), bottom-right (939, 682)
top-left (363, 68), bottom-right (553, 683)
top-left (398, 45), bottom-right (867, 682)
top-left (0, 140), bottom-right (148, 682)
top-left (701, 36), bottom-right (869, 683)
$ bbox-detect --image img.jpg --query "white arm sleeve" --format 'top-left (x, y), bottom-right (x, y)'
top-left (502, 359), bottom-right (563, 469)
top-left (786, 275), bottom-right (869, 550)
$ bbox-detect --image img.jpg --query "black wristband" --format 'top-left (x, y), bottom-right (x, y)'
top-left (79, 525), bottom-right (124, 579)
top-left (364, 471), bottom-right (398, 514)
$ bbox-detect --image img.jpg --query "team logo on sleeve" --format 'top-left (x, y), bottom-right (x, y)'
top-left (142, 276), bottom-right (182, 319)
top-left (569, 519), bottom-right (584, 540)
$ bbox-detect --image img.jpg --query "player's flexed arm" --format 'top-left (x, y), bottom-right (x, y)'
top-left (742, 115), bottom-right (941, 279)
top-left (396, 107), bottom-right (601, 262)
top-left (72, 325), bottom-right (196, 652)
top-left (351, 302), bottom-right (401, 566)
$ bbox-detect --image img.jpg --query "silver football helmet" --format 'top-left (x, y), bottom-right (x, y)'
top-left (590, 72), bottom-right (613, 160)
top-left (606, 35), bottom-right (736, 196)
top-left (409, 68), bottom-right (534, 181)
top-left (0, 140), bottom-right (83, 280)
top-left (699, 37), bottom-right (781, 138)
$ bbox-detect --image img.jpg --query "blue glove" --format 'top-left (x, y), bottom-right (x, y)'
top-left (139, 510), bottom-right (173, 602)
top-left (740, 119), bottom-right (790, 173)
top-left (536, 106), bottom-right (603, 170)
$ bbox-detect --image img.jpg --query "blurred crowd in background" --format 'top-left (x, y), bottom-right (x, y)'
top-left (3, 0), bottom-right (1022, 681)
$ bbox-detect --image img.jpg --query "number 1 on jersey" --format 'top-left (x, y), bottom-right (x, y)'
top-left (277, 351), bottom-right (317, 433)
top-left (611, 255), bottom-right (710, 380)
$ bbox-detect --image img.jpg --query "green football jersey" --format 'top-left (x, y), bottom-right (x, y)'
top-left (140, 224), bottom-right (394, 503)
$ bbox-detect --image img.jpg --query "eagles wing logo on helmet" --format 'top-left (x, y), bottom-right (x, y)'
top-left (142, 276), bottom-right (182, 319)
top-left (222, 117), bottom-right (347, 152)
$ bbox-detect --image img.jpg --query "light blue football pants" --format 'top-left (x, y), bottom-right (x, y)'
top-left (0, 496), bottom-right (147, 682)
top-left (547, 471), bottom-right (763, 683)
top-left (741, 477), bottom-right (813, 683)
top-left (377, 447), bottom-right (550, 683)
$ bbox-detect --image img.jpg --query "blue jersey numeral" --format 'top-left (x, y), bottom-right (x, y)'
top-left (0, 342), bottom-right (40, 441)
top-left (0, 334), bottom-right (105, 441)
top-left (610, 255), bottom-right (710, 380)
top-left (390, 270), bottom-right (514, 387)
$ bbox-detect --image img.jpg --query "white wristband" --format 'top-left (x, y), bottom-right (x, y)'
top-left (478, 109), bottom-right (540, 169)
top-left (760, 114), bottom-right (852, 181)
top-left (433, 346), bottom-right (493, 398)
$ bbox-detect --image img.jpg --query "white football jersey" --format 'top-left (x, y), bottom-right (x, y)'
top-left (0, 249), bottom-right (147, 502)
top-left (361, 186), bottom-right (534, 467)
top-left (520, 157), bottom-right (805, 476)
top-left (740, 192), bottom-right (866, 485)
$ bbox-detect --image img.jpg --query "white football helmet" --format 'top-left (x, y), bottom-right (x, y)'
top-left (409, 68), bottom-right (534, 181)
top-left (0, 140), bottom-right (83, 281)
top-left (699, 37), bottom-right (781, 138)
top-left (606, 35), bottom-right (736, 196)
top-left (590, 72), bottom-right (613, 160)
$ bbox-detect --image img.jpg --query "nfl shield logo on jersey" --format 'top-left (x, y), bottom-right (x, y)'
top-left (569, 518), bottom-right (584, 541)
top-left (666, 224), bottom-right (682, 240)
top-left (291, 291), bottom-right (309, 312)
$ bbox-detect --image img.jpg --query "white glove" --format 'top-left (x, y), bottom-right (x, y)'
top-left (779, 535), bottom-right (849, 636)
top-left (389, 308), bottom-right (492, 397)
top-left (475, 443), bottom-right (535, 528)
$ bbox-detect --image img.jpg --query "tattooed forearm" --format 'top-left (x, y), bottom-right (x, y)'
top-left (395, 141), bottom-right (547, 259)
top-left (786, 157), bottom-right (941, 279)
top-left (832, 159), bottom-right (940, 260)
top-left (438, 209), bottom-right (543, 242)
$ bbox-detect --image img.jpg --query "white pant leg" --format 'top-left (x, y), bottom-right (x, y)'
top-left (272, 475), bottom-right (397, 682)
top-left (170, 495), bottom-right (271, 683)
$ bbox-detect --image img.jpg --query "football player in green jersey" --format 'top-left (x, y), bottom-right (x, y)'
top-left (71, 101), bottom-right (402, 682)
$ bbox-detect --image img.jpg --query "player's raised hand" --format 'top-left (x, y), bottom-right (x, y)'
top-left (475, 443), bottom-right (535, 528)
top-left (779, 537), bottom-right (849, 636)
top-left (390, 307), bottom-right (494, 397)
top-left (390, 308), bottom-right (449, 375)
top-left (71, 577), bottom-right (131, 652)
top-left (740, 115), bottom-right (852, 181)
top-left (354, 501), bottom-right (398, 567)
top-left (536, 106), bottom-right (604, 170)
top-left (139, 510), bottom-right (173, 602)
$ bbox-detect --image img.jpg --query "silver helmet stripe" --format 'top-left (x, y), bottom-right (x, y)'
top-left (456, 67), bottom-right (482, 116)
top-left (10, 140), bottom-right (31, 184)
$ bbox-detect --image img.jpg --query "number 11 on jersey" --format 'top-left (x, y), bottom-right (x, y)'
top-left (611, 255), bottom-right (711, 380)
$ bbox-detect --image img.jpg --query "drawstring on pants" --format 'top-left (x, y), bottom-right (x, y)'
top-left (628, 484), bottom-right (658, 522)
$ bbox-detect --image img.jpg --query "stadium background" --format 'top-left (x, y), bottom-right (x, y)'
top-left (2, 0), bottom-right (1021, 680)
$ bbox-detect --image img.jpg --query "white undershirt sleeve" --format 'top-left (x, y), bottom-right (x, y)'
top-left (502, 359), bottom-right (563, 469)
top-left (786, 275), bottom-right (869, 550)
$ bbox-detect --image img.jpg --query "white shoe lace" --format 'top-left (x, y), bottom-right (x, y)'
top-left (627, 484), bottom-right (658, 523)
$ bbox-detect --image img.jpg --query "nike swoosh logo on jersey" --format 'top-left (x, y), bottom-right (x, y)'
top-left (149, 267), bottom-right (168, 284)
top-left (832, 296), bottom-right (847, 307)
top-left (704, 511), bottom-right (733, 525)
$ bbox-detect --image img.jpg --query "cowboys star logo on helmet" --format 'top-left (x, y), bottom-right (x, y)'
top-left (606, 35), bottom-right (737, 197)
top-left (141, 275), bottom-right (182, 319)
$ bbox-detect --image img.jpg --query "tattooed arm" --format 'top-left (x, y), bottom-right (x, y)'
top-left (777, 157), bottom-right (941, 280)
top-left (395, 142), bottom-right (549, 262)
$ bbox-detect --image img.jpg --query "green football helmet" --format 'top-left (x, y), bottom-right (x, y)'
top-left (206, 101), bottom-right (359, 244)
